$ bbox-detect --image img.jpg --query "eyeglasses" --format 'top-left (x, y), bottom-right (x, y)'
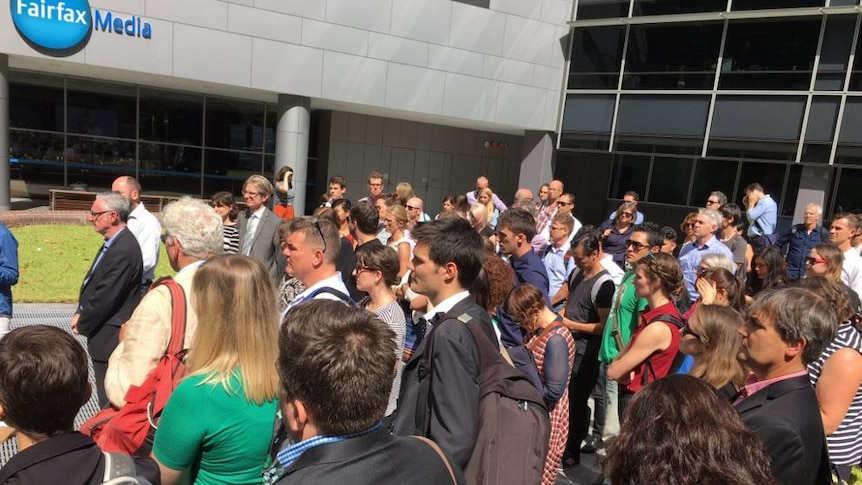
top-left (556, 201), bottom-right (573, 206)
top-left (805, 256), bottom-right (828, 266)
top-left (160, 234), bottom-right (175, 246)
top-left (620, 211), bottom-right (634, 218)
top-left (706, 199), bottom-right (721, 205)
top-left (696, 266), bottom-right (709, 277)
top-left (625, 239), bottom-right (649, 251)
top-left (681, 323), bottom-right (703, 341)
top-left (406, 205), bottom-right (419, 211)
top-left (242, 191), bottom-right (261, 198)
top-left (355, 265), bottom-right (375, 274)
top-left (90, 210), bottom-right (114, 218)
top-left (368, 182), bottom-right (383, 187)
top-left (312, 218), bottom-right (327, 254)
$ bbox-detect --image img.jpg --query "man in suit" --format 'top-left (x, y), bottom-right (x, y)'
top-left (393, 217), bottom-right (493, 469)
top-left (72, 192), bottom-right (143, 407)
top-left (269, 300), bottom-right (462, 484)
top-left (736, 287), bottom-right (835, 485)
top-left (238, 175), bottom-right (286, 285)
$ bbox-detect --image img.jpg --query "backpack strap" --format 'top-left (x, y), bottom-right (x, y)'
top-left (526, 320), bottom-right (564, 352)
top-left (590, 273), bottom-right (613, 305)
top-left (102, 452), bottom-right (149, 484)
top-left (303, 286), bottom-right (356, 306)
top-left (153, 278), bottom-right (187, 357)
top-left (412, 436), bottom-right (458, 485)
top-left (609, 284), bottom-right (628, 351)
top-left (641, 313), bottom-right (685, 387)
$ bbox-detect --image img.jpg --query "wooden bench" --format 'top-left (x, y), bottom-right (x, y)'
top-left (49, 189), bottom-right (184, 212)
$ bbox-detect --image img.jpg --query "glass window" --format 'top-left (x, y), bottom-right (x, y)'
top-left (816, 16), bottom-right (855, 91)
top-left (8, 130), bottom-right (66, 188)
top-left (623, 23), bottom-right (722, 89)
top-left (139, 89), bottom-right (203, 146)
top-left (709, 96), bottom-right (806, 161)
top-left (802, 96), bottom-right (840, 164)
top-left (576, 0), bottom-right (630, 20)
top-left (205, 97), bottom-right (265, 151)
top-left (835, 97), bottom-right (862, 165)
top-left (265, 105), bottom-right (277, 154)
top-left (632, 0), bottom-right (726, 16)
top-left (834, 167), bottom-right (862, 213)
top-left (66, 79), bottom-right (137, 139)
top-left (720, 18), bottom-right (820, 90)
top-left (732, 0), bottom-right (823, 10)
top-left (614, 95), bottom-right (710, 155)
top-left (203, 149), bottom-right (263, 196)
top-left (568, 26), bottom-right (626, 89)
top-left (560, 94), bottom-right (616, 150)
top-left (692, 158), bottom-right (740, 207)
top-left (648, 157), bottom-right (693, 205)
top-left (736, 162), bottom-right (787, 210)
top-left (139, 143), bottom-right (203, 195)
top-left (782, 165), bottom-right (803, 217)
top-left (608, 154), bottom-right (650, 199)
top-left (65, 135), bottom-right (137, 190)
top-left (452, 0), bottom-right (489, 7)
top-left (9, 82), bottom-right (64, 132)
top-left (829, 0), bottom-right (857, 5)
top-left (848, 20), bottom-right (862, 91)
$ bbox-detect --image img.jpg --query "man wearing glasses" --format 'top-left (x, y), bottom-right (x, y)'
top-left (238, 175), bottom-right (285, 285)
top-left (72, 192), bottom-right (143, 407)
top-left (555, 193), bottom-right (583, 245)
top-left (678, 208), bottom-right (735, 303)
top-left (705, 191), bottom-right (727, 211)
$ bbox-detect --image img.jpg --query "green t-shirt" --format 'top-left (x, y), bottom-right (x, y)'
top-left (598, 270), bottom-right (649, 363)
top-left (153, 371), bottom-right (277, 485)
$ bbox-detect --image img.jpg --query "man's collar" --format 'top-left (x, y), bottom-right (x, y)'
top-left (249, 205), bottom-right (267, 218)
top-left (428, 290), bottom-right (470, 315)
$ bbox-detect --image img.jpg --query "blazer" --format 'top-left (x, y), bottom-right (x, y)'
top-left (276, 427), bottom-right (465, 484)
top-left (237, 207), bottom-right (286, 284)
top-left (76, 228), bottom-right (143, 362)
top-left (736, 375), bottom-right (830, 485)
top-left (393, 297), bottom-right (495, 469)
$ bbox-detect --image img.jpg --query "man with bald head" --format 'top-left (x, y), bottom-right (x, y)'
top-left (406, 197), bottom-right (430, 229)
top-left (533, 180), bottom-right (564, 253)
top-left (112, 176), bottom-right (161, 291)
top-left (512, 188), bottom-right (535, 213)
top-left (466, 176), bottom-right (507, 213)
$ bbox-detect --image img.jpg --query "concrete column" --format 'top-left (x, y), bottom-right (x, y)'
top-left (275, 94), bottom-right (311, 216)
top-left (518, 131), bottom-right (556, 194)
top-left (0, 55), bottom-right (10, 211)
top-left (791, 165), bottom-right (832, 224)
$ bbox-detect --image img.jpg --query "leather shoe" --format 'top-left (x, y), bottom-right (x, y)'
top-left (581, 435), bottom-right (604, 454)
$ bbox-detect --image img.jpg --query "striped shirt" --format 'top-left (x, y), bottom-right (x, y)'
top-left (361, 298), bottom-right (406, 417)
top-left (809, 323), bottom-right (862, 466)
top-left (222, 224), bottom-right (239, 255)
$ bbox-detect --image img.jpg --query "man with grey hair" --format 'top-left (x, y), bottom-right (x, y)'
top-left (105, 197), bottom-right (222, 409)
top-left (280, 216), bottom-right (349, 317)
top-left (775, 203), bottom-right (829, 280)
top-left (72, 192), bottom-right (143, 406)
top-left (705, 190), bottom-right (727, 211)
top-left (112, 175), bottom-right (161, 292)
top-left (239, 174), bottom-right (285, 284)
top-left (511, 188), bottom-right (535, 213)
top-left (736, 287), bottom-right (834, 485)
top-left (678, 208), bottom-right (735, 303)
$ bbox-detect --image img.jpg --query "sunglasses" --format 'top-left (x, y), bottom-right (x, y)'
top-left (805, 256), bottom-right (827, 266)
top-left (682, 323), bottom-right (703, 341)
top-left (625, 239), bottom-right (649, 251)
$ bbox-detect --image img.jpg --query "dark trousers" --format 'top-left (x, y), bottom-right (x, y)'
top-left (565, 350), bottom-right (601, 458)
top-left (589, 363), bottom-right (609, 438)
top-left (93, 360), bottom-right (109, 408)
top-left (618, 389), bottom-right (635, 419)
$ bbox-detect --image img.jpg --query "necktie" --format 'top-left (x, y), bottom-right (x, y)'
top-left (242, 213), bottom-right (259, 255)
top-left (414, 313), bottom-right (441, 349)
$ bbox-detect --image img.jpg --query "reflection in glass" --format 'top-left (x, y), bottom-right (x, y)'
top-left (732, 0), bottom-right (822, 10)
top-left (66, 80), bottom-right (137, 139)
top-left (815, 16), bottom-right (855, 91)
top-left (834, 167), bottom-right (862, 213)
top-left (64, 136), bottom-right (136, 190)
top-left (205, 97), bottom-right (266, 151)
top-left (614, 95), bottom-right (710, 155)
top-left (8, 130), bottom-right (66, 188)
top-left (692, 159), bottom-right (740, 206)
top-left (720, 18), bottom-right (819, 90)
top-left (709, 96), bottom-right (805, 160)
top-left (632, 0), bottom-right (726, 16)
top-left (569, 26), bottom-right (626, 89)
top-left (9, 83), bottom-right (64, 132)
top-left (608, 154), bottom-right (650, 200)
top-left (576, 0), bottom-right (630, 20)
top-left (648, 157), bottom-right (692, 205)
top-left (835, 98), bottom-right (862, 165)
top-left (560, 94), bottom-right (616, 150)
top-left (802, 97), bottom-right (840, 164)
top-left (623, 23), bottom-right (722, 89)
top-left (203, 149), bottom-right (263, 196)
top-left (139, 143), bottom-right (203, 195)
top-left (139, 89), bottom-right (204, 146)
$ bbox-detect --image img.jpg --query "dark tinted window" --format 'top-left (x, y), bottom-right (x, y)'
top-left (709, 96), bottom-right (805, 161)
top-left (848, 20), bottom-right (862, 91)
top-left (623, 23), bottom-right (722, 89)
top-left (834, 167), bottom-right (862, 213)
top-left (648, 157), bottom-right (693, 205)
top-left (203, 149), bottom-right (263, 196)
top-left (205, 98), bottom-right (265, 151)
top-left (139, 143), bottom-right (203, 195)
top-left (632, 0), bottom-right (726, 16)
top-left (9, 82), bottom-right (64, 132)
top-left (692, 158), bottom-right (740, 206)
top-left (560, 94), bottom-right (616, 150)
top-left (608, 154), bottom-right (650, 199)
top-left (835, 98), bottom-right (862, 165)
top-left (452, 0), bottom-right (489, 8)
top-left (732, 0), bottom-right (822, 10)
top-left (66, 80), bottom-right (136, 139)
top-left (720, 18), bottom-right (819, 90)
top-left (815, 16), bottom-right (855, 91)
top-left (782, 165), bottom-right (804, 217)
top-left (139, 89), bottom-right (203, 146)
top-left (736, 162), bottom-right (787, 209)
top-left (614, 95), bottom-right (710, 155)
top-left (802, 96), bottom-right (840, 164)
top-left (576, 0), bottom-right (630, 20)
top-left (8, 131), bottom-right (66, 188)
top-left (569, 26), bottom-right (626, 89)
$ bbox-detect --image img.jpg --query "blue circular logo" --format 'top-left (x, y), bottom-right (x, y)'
top-left (10, 0), bottom-right (92, 56)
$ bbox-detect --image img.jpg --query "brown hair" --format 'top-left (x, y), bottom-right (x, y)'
top-left (688, 305), bottom-right (748, 390)
top-left (680, 211), bottom-right (698, 233)
top-left (701, 267), bottom-right (744, 312)
top-left (355, 244), bottom-right (401, 287)
top-left (504, 284), bottom-right (546, 333)
top-left (210, 191), bottom-right (238, 221)
top-left (794, 276), bottom-right (855, 324)
top-left (812, 243), bottom-right (844, 283)
top-left (636, 253), bottom-right (685, 300)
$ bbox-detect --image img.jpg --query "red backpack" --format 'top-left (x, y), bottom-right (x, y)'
top-left (80, 278), bottom-right (188, 455)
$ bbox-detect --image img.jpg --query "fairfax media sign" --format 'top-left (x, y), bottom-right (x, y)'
top-left (10, 0), bottom-right (152, 56)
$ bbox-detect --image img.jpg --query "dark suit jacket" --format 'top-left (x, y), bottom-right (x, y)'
top-left (237, 207), bottom-right (286, 284)
top-left (76, 228), bottom-right (143, 362)
top-left (393, 297), bottom-right (495, 469)
top-left (736, 375), bottom-right (830, 485)
top-left (276, 427), bottom-right (465, 484)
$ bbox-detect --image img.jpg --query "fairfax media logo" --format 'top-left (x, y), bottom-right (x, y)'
top-left (10, 0), bottom-right (152, 57)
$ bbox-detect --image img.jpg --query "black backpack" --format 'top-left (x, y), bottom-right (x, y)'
top-left (417, 306), bottom-right (550, 485)
top-left (641, 313), bottom-right (687, 386)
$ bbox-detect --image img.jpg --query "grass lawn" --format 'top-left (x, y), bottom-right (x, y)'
top-left (11, 225), bottom-right (175, 303)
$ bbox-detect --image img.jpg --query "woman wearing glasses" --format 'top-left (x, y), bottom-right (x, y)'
top-left (598, 201), bottom-right (638, 268)
top-left (678, 304), bottom-right (748, 401)
top-left (353, 244), bottom-right (406, 429)
top-left (806, 243), bottom-right (861, 311)
top-left (607, 253), bottom-right (685, 413)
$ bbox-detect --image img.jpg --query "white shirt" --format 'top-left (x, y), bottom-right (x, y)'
top-left (424, 290), bottom-right (470, 321)
top-left (241, 206), bottom-right (266, 256)
top-left (127, 202), bottom-right (161, 283)
top-left (842, 248), bottom-right (862, 299)
top-left (281, 272), bottom-right (350, 320)
top-left (600, 254), bottom-right (625, 287)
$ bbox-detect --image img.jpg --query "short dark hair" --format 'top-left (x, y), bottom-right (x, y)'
top-left (721, 203), bottom-right (744, 230)
top-left (0, 326), bottom-right (89, 440)
top-left (286, 216), bottom-right (341, 264)
top-left (278, 300), bottom-right (396, 436)
top-left (412, 217), bottom-right (484, 289)
top-left (624, 191), bottom-right (640, 201)
top-left (330, 198), bottom-right (351, 214)
top-left (329, 175), bottom-right (346, 188)
top-left (498, 209), bottom-right (536, 241)
top-left (660, 226), bottom-right (678, 244)
top-left (634, 222), bottom-right (664, 249)
top-left (350, 201), bottom-right (379, 235)
top-left (744, 183), bottom-right (763, 194)
top-left (210, 191), bottom-right (239, 221)
top-left (356, 244), bottom-right (401, 287)
top-left (572, 226), bottom-right (601, 256)
top-left (367, 171), bottom-right (383, 183)
top-left (834, 212), bottom-right (861, 232)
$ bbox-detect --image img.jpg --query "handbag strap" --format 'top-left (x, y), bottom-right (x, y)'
top-left (413, 436), bottom-right (458, 485)
top-left (152, 277), bottom-right (187, 356)
top-left (526, 319), bottom-right (564, 352)
top-left (610, 283), bottom-right (627, 351)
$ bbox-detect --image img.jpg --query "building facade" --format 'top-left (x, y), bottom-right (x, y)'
top-left (561, 0), bottom-right (862, 229)
top-left (0, 0), bottom-right (571, 213)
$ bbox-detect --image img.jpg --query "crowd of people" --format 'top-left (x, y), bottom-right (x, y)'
top-left (0, 171), bottom-right (860, 485)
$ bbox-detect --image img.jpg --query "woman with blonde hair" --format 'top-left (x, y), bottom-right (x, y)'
top-left (384, 204), bottom-right (414, 279)
top-left (476, 187), bottom-right (498, 229)
top-left (679, 304), bottom-right (748, 401)
top-left (152, 255), bottom-right (279, 485)
top-left (468, 202), bottom-right (495, 240)
top-left (394, 182), bottom-right (415, 206)
top-left (806, 243), bottom-right (845, 283)
top-left (598, 201), bottom-right (638, 267)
